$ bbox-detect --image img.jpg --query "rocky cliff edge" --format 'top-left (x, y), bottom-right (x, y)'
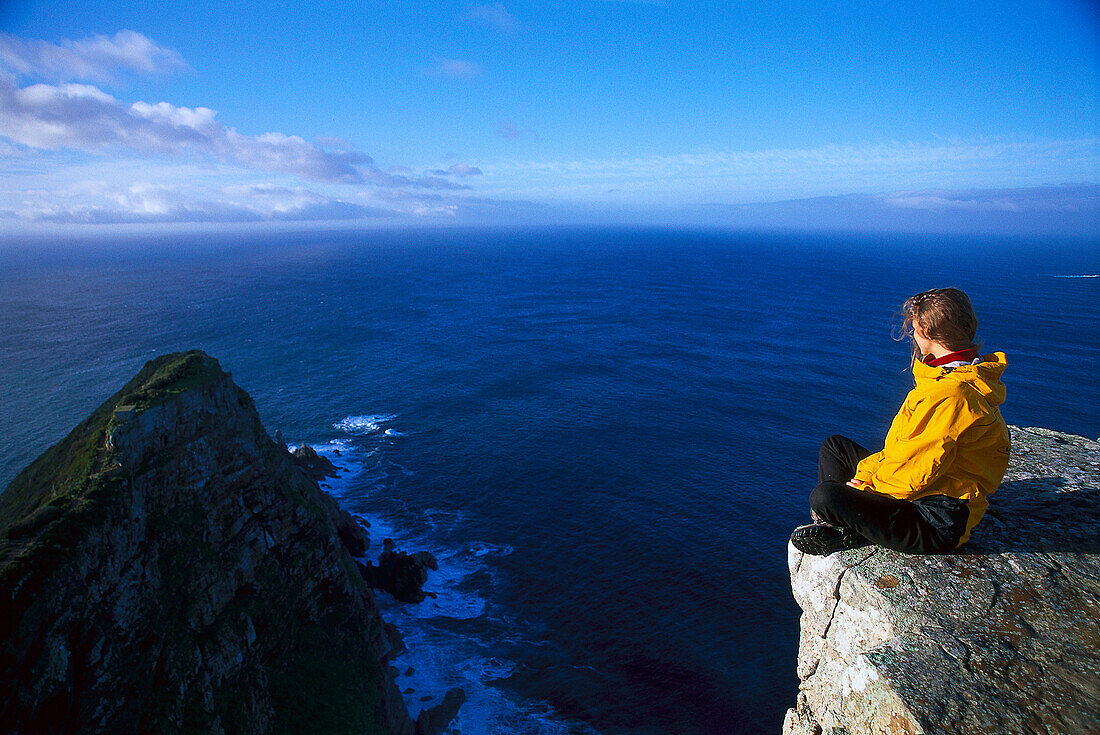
top-left (0, 351), bottom-right (428, 734)
top-left (784, 426), bottom-right (1100, 734)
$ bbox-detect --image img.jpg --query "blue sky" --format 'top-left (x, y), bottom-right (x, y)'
top-left (0, 0), bottom-right (1096, 232)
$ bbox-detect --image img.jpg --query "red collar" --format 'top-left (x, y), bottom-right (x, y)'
top-left (924, 348), bottom-right (978, 367)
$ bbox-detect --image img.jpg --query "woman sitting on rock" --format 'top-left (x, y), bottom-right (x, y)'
top-left (791, 287), bottom-right (1011, 556)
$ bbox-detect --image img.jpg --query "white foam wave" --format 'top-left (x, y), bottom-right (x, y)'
top-left (297, 439), bottom-right (366, 498)
top-left (305, 414), bottom-right (592, 734)
top-left (372, 526), bottom-right (492, 621)
top-left (393, 632), bottom-right (599, 735)
top-left (421, 507), bottom-right (463, 530)
top-left (451, 688), bottom-right (602, 735)
top-left (334, 413), bottom-right (398, 435)
top-left (1052, 274), bottom-right (1099, 278)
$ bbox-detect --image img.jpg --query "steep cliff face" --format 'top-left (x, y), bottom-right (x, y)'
top-left (0, 352), bottom-right (413, 734)
top-left (784, 426), bottom-right (1100, 735)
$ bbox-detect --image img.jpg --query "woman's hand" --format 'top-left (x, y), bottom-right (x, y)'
top-left (847, 479), bottom-right (865, 489)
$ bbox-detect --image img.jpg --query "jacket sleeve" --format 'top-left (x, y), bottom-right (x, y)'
top-left (860, 393), bottom-right (971, 500)
top-left (851, 450), bottom-right (883, 485)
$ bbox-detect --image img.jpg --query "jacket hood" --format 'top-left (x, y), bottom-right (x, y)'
top-left (912, 351), bottom-right (1007, 407)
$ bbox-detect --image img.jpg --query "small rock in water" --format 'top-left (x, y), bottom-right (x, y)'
top-left (291, 443), bottom-right (340, 482)
top-left (358, 541), bottom-right (439, 603)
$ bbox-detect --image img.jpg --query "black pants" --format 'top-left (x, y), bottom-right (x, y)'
top-left (809, 435), bottom-right (969, 554)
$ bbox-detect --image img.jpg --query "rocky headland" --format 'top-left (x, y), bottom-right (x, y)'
top-left (0, 351), bottom-right (460, 735)
top-left (784, 426), bottom-right (1100, 734)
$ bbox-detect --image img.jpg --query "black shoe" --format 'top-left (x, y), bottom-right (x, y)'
top-left (790, 523), bottom-right (868, 556)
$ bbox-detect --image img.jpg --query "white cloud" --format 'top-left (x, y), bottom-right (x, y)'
top-left (0, 77), bottom-right (370, 182)
top-left (429, 161), bottom-right (484, 177)
top-left (885, 193), bottom-right (1020, 212)
top-left (18, 181), bottom-right (264, 225)
top-left (220, 183), bottom-right (391, 220)
top-left (449, 162), bottom-right (483, 176)
top-left (0, 153), bottom-right (483, 226)
top-left (468, 4), bottom-right (521, 32)
top-left (4, 174), bottom-right (401, 224)
top-left (0, 32), bottom-right (470, 190)
top-left (5, 151), bottom-right (1094, 230)
top-left (0, 30), bottom-right (482, 227)
top-left (2, 27), bottom-right (1093, 232)
top-left (708, 184), bottom-right (1100, 235)
top-left (316, 135), bottom-right (354, 150)
top-left (0, 30), bottom-right (186, 82)
top-left (480, 138), bottom-right (1100, 203)
top-left (882, 184), bottom-right (1097, 213)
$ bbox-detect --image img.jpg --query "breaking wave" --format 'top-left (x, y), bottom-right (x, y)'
top-left (297, 414), bottom-right (595, 734)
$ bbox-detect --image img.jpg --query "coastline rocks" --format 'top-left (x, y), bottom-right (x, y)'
top-left (0, 351), bottom-right (420, 734)
top-left (292, 442), bottom-right (341, 482)
top-left (289, 443), bottom-right (370, 557)
top-left (335, 508), bottom-right (371, 557)
top-left (383, 621), bottom-right (408, 662)
top-left (358, 539), bottom-right (439, 603)
top-left (784, 426), bottom-right (1100, 734)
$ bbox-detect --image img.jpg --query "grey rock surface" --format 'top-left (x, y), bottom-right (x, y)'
top-left (784, 426), bottom-right (1100, 735)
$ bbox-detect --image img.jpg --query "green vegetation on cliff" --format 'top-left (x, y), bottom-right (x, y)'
top-left (0, 352), bottom-right (225, 592)
top-left (0, 351), bottom-right (408, 735)
top-left (0, 352), bottom-right (220, 530)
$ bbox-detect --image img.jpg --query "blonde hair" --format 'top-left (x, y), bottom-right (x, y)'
top-left (898, 288), bottom-right (980, 361)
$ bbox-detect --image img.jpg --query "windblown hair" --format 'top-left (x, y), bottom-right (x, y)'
top-left (898, 287), bottom-right (980, 361)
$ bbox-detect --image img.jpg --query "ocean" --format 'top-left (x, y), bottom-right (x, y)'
top-left (1, 227), bottom-right (1097, 734)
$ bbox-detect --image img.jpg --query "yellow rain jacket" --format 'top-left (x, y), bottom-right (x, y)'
top-left (851, 352), bottom-right (1011, 545)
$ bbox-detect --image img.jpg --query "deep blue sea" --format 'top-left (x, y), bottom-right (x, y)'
top-left (1, 228), bottom-right (1098, 734)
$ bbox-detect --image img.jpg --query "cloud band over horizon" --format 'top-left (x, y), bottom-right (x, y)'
top-left (0, 28), bottom-right (1095, 232)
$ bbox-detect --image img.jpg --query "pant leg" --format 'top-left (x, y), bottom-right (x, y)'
top-left (817, 434), bottom-right (872, 485)
top-left (809, 482), bottom-right (958, 554)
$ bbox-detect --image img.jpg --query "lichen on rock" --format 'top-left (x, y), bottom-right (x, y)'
top-left (784, 426), bottom-right (1100, 735)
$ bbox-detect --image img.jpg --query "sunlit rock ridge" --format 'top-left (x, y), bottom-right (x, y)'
top-left (0, 351), bottom-right (430, 734)
top-left (784, 426), bottom-right (1100, 734)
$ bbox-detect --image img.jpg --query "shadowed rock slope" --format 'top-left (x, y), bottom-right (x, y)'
top-left (0, 351), bottom-right (414, 735)
top-left (784, 426), bottom-right (1100, 735)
